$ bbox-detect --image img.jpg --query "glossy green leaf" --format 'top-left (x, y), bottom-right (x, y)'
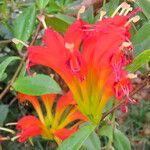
top-left (13, 5), bottom-right (36, 50)
top-left (46, 14), bottom-right (75, 32)
top-left (99, 124), bottom-right (113, 142)
top-left (132, 22), bottom-right (150, 55)
top-left (13, 74), bottom-right (62, 95)
top-left (126, 49), bottom-right (150, 72)
top-left (113, 129), bottom-right (131, 150)
top-left (36, 0), bottom-right (49, 9)
top-left (0, 104), bottom-right (9, 126)
top-left (136, 0), bottom-right (150, 20)
top-left (58, 123), bottom-right (96, 150)
top-left (0, 56), bottom-right (20, 80)
top-left (81, 131), bottom-right (101, 150)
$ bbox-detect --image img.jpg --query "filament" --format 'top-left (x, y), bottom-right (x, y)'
top-left (0, 127), bottom-right (15, 134)
top-left (77, 6), bottom-right (85, 20)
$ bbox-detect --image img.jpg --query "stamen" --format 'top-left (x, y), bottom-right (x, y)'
top-left (77, 6), bottom-right (85, 20)
top-left (124, 15), bottom-right (140, 27)
top-left (111, 2), bottom-right (128, 17)
top-left (38, 15), bottom-right (47, 29)
top-left (11, 135), bottom-right (20, 141)
top-left (12, 38), bottom-right (28, 47)
top-left (127, 8), bottom-right (142, 18)
top-left (0, 136), bottom-right (10, 141)
top-left (5, 122), bottom-right (17, 126)
top-left (65, 42), bottom-right (74, 52)
top-left (127, 73), bottom-right (137, 79)
top-left (0, 127), bottom-right (15, 134)
top-left (120, 42), bottom-right (131, 50)
top-left (124, 7), bottom-right (133, 16)
top-left (99, 10), bottom-right (106, 21)
top-left (121, 104), bottom-right (128, 113)
top-left (119, 3), bottom-right (130, 16)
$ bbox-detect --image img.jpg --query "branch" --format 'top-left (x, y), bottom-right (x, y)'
top-left (0, 39), bottom-right (12, 44)
top-left (101, 76), bottom-right (150, 120)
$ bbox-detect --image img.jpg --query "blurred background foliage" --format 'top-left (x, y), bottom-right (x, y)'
top-left (0, 0), bottom-right (150, 149)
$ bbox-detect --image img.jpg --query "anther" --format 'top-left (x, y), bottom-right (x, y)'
top-left (124, 15), bottom-right (140, 27)
top-left (111, 2), bottom-right (128, 17)
top-left (119, 3), bottom-right (130, 16)
top-left (12, 38), bottom-right (28, 47)
top-left (99, 10), bottom-right (106, 21)
top-left (127, 73), bottom-right (137, 79)
top-left (38, 15), bottom-right (47, 29)
top-left (77, 6), bottom-right (85, 20)
top-left (0, 127), bottom-right (15, 134)
top-left (0, 136), bottom-right (10, 141)
top-left (120, 42), bottom-right (131, 50)
top-left (65, 42), bottom-right (74, 52)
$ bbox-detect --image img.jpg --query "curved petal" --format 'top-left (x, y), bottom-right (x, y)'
top-left (16, 115), bottom-right (43, 130)
top-left (54, 127), bottom-right (78, 140)
top-left (64, 19), bottom-right (86, 50)
top-left (18, 125), bottom-right (42, 142)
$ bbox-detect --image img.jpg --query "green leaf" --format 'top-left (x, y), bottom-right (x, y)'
top-left (0, 56), bottom-right (20, 80)
top-left (81, 131), bottom-right (101, 150)
top-left (136, 0), bottom-right (150, 20)
top-left (46, 14), bottom-right (75, 32)
top-left (0, 104), bottom-right (9, 126)
top-left (99, 124), bottom-right (113, 142)
top-left (80, 6), bottom-right (94, 24)
top-left (13, 5), bottom-right (36, 50)
top-left (13, 74), bottom-right (62, 95)
top-left (36, 0), bottom-right (49, 9)
top-left (113, 129), bottom-right (131, 150)
top-left (104, 0), bottom-right (120, 16)
top-left (126, 49), bottom-right (150, 72)
top-left (132, 21), bottom-right (150, 55)
top-left (58, 123), bottom-right (96, 150)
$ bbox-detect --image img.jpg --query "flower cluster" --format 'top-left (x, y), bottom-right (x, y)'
top-left (15, 92), bottom-right (86, 143)
top-left (28, 2), bottom-right (140, 124)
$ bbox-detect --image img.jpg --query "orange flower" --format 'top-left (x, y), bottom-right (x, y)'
top-left (28, 2), bottom-right (140, 124)
top-left (16, 92), bottom-right (87, 143)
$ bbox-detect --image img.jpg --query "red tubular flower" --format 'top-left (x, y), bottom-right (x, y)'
top-left (28, 2), bottom-right (139, 124)
top-left (16, 92), bottom-right (87, 143)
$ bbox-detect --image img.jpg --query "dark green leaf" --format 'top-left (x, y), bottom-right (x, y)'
top-left (81, 131), bottom-right (101, 150)
top-left (13, 74), bottom-right (62, 95)
top-left (58, 123), bottom-right (96, 150)
top-left (136, 0), bottom-right (150, 20)
top-left (113, 129), bottom-right (131, 150)
top-left (132, 22), bottom-right (150, 55)
top-left (46, 14), bottom-right (75, 32)
top-left (13, 5), bottom-right (36, 50)
top-left (0, 56), bottom-right (20, 80)
top-left (126, 49), bottom-right (150, 72)
top-left (0, 104), bottom-right (9, 126)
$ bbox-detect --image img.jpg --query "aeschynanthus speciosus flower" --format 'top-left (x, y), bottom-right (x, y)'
top-left (28, 2), bottom-right (140, 124)
top-left (15, 92), bottom-right (87, 143)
